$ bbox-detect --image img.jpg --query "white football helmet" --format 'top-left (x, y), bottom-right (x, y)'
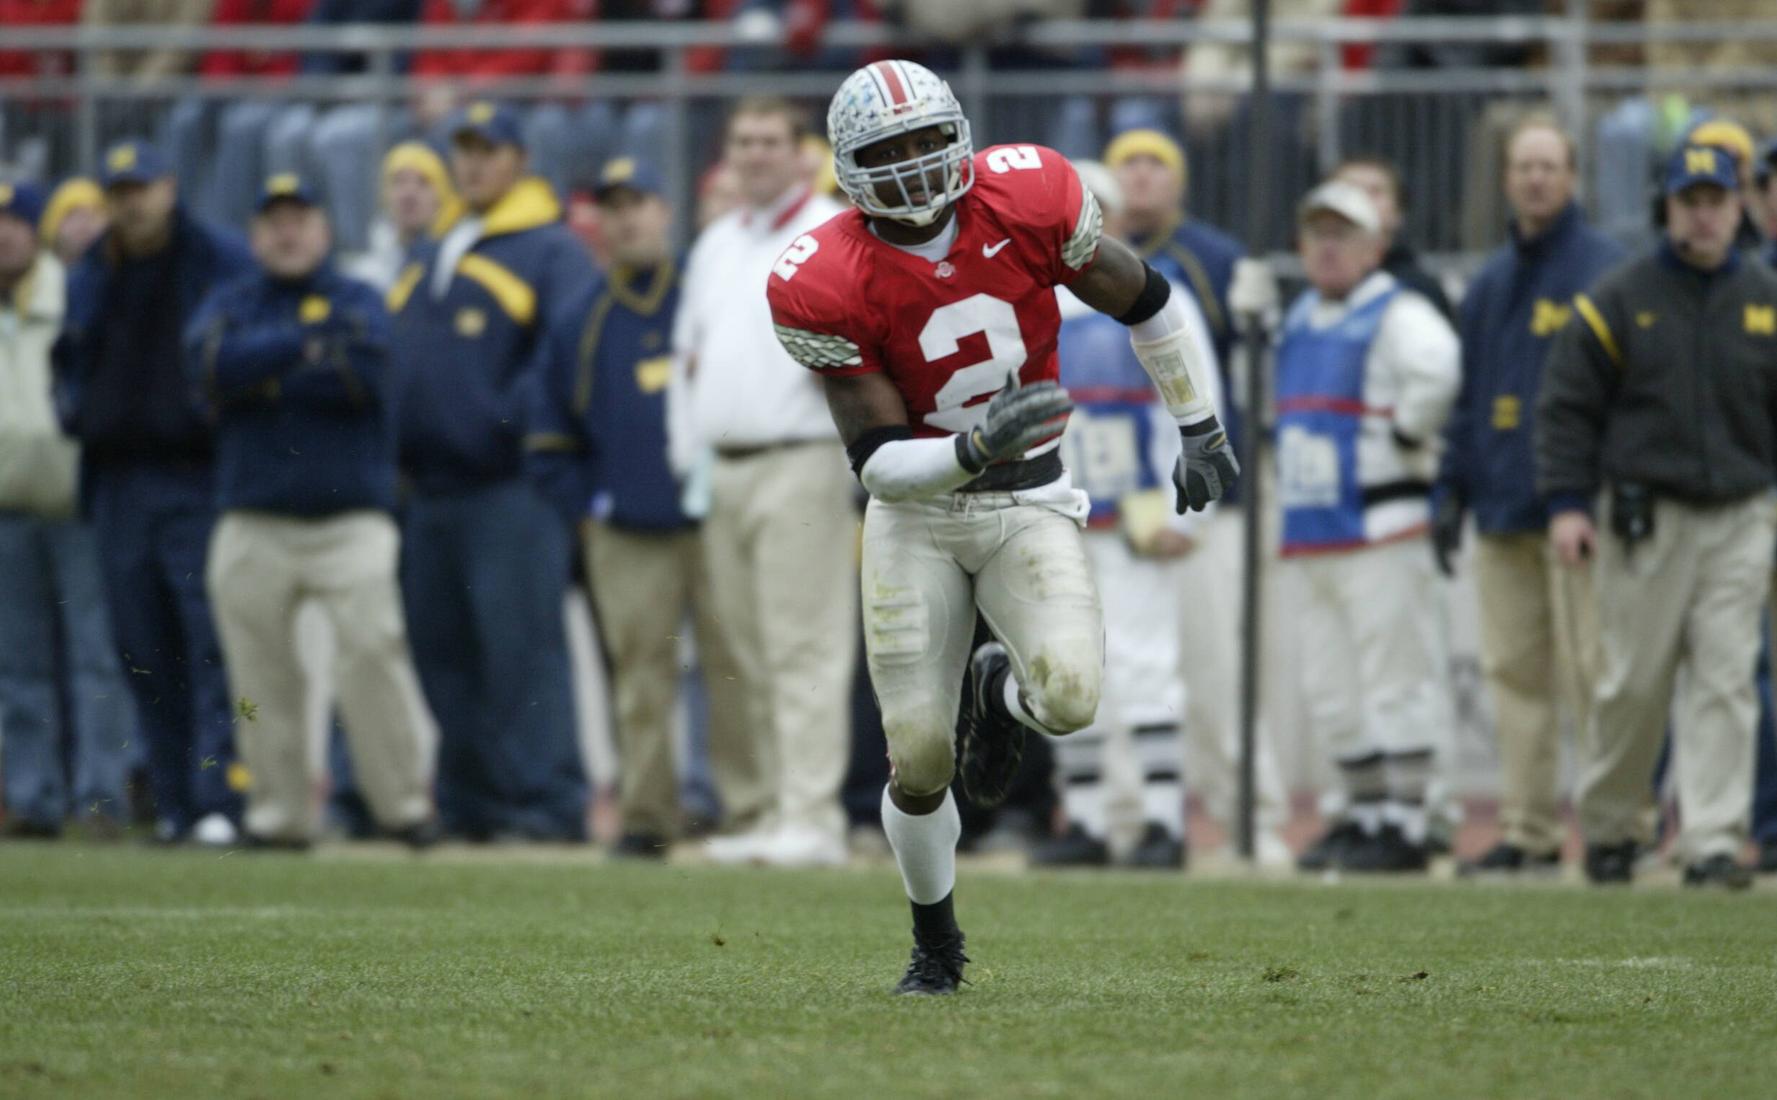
top-left (827, 59), bottom-right (975, 227)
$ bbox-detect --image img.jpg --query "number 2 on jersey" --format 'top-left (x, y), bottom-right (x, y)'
top-left (773, 234), bottom-right (819, 280)
top-left (921, 294), bottom-right (1029, 434)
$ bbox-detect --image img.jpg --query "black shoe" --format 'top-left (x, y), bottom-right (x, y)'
top-left (1583, 840), bottom-right (1636, 885)
top-left (388, 817), bottom-right (445, 851)
top-left (893, 931), bottom-right (970, 996)
top-left (1457, 842), bottom-right (1560, 878)
top-left (959, 642), bottom-right (1025, 809)
top-left (1340, 824), bottom-right (1428, 873)
top-left (1682, 853), bottom-right (1753, 891)
top-left (242, 832), bottom-right (312, 853)
top-left (1296, 820), bottom-right (1365, 872)
top-left (1126, 822), bottom-right (1187, 870)
top-left (612, 831), bottom-right (670, 861)
top-left (2, 818), bottom-right (62, 840)
top-left (1030, 823), bottom-right (1110, 867)
top-left (1758, 838), bottom-right (1777, 874)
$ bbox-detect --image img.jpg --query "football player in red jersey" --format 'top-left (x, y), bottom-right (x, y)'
top-left (768, 59), bottom-right (1238, 995)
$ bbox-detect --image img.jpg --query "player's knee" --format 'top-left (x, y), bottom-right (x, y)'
top-left (1024, 654), bottom-right (1101, 734)
top-left (885, 714), bottom-right (955, 797)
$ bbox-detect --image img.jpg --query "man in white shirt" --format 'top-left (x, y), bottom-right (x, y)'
top-left (671, 97), bottom-right (857, 866)
top-left (1272, 181), bottom-right (1461, 874)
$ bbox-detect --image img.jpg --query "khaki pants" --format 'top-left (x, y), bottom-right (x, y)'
top-left (1473, 532), bottom-right (1598, 855)
top-left (862, 486), bottom-right (1103, 799)
top-left (704, 443), bottom-right (858, 840)
top-left (207, 511), bottom-right (434, 842)
top-left (1580, 493), bottom-right (1776, 861)
top-left (584, 521), bottom-right (744, 840)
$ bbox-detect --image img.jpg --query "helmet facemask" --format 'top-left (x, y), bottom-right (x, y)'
top-left (839, 118), bottom-right (975, 227)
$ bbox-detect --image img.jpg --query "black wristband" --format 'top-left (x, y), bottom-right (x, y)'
top-left (954, 430), bottom-right (986, 475)
top-left (846, 424), bottom-right (913, 478)
top-left (1115, 263), bottom-right (1172, 327)
top-left (1179, 415), bottom-right (1223, 438)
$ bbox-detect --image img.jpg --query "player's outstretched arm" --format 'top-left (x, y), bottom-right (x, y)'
top-left (824, 371), bottom-right (1072, 503)
top-left (1069, 236), bottom-right (1239, 513)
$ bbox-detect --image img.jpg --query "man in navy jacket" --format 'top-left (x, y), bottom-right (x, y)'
top-left (389, 101), bottom-right (597, 841)
top-left (527, 158), bottom-right (746, 859)
top-left (53, 140), bottom-right (253, 846)
top-left (1437, 118), bottom-right (1622, 876)
top-left (186, 176), bottom-right (439, 850)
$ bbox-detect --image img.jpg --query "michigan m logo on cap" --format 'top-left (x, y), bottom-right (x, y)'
top-left (1685, 147), bottom-right (1718, 175)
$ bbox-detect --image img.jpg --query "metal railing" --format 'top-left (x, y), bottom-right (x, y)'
top-left (5, 12), bottom-right (1777, 259)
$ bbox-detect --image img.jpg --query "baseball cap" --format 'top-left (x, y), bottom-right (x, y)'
top-left (1685, 118), bottom-right (1754, 172)
top-left (1103, 128), bottom-right (1187, 182)
top-left (99, 140), bottom-right (172, 188)
top-left (593, 157), bottom-right (666, 202)
top-left (1664, 144), bottom-right (1740, 196)
top-left (254, 173), bottom-right (320, 215)
top-left (1298, 179), bottom-right (1381, 235)
top-left (449, 100), bottom-right (525, 149)
top-left (0, 180), bottom-right (47, 228)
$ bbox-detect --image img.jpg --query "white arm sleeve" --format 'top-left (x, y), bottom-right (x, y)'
top-left (859, 436), bottom-right (976, 502)
top-left (1147, 291), bottom-right (1226, 538)
top-left (1129, 292), bottom-right (1218, 428)
top-left (1376, 291), bottom-right (1461, 442)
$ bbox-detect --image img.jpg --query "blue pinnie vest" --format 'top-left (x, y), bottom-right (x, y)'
top-left (1056, 308), bottom-right (1165, 527)
top-left (1275, 285), bottom-right (1398, 554)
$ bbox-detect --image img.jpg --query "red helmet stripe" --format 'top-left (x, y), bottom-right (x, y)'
top-left (872, 59), bottom-right (909, 106)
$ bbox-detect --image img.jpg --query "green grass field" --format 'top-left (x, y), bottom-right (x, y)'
top-left (4, 845), bottom-right (1777, 1099)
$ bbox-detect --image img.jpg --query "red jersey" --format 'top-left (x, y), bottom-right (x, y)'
top-left (767, 144), bottom-right (1102, 440)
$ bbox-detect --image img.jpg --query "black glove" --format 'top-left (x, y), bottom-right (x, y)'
top-left (1173, 417), bottom-right (1238, 513)
top-left (957, 379), bottom-right (1073, 472)
top-left (1431, 491), bottom-right (1463, 577)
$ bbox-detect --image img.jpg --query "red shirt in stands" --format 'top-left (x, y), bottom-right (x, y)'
top-left (412, 0), bottom-right (592, 81)
top-left (767, 143), bottom-right (1100, 441)
top-left (0, 0), bottom-right (81, 82)
top-left (199, 0), bottom-right (315, 79)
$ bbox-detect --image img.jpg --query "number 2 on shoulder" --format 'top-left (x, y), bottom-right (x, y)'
top-left (985, 145), bottom-right (1042, 174)
top-left (773, 234), bottom-right (819, 280)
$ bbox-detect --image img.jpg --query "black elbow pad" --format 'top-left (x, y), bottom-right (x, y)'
top-left (846, 424), bottom-right (914, 479)
top-left (1115, 263), bottom-right (1172, 327)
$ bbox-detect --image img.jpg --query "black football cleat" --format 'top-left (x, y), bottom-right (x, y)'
top-left (1030, 823), bottom-right (1111, 868)
top-left (1126, 822), bottom-right (1188, 871)
top-left (388, 817), bottom-right (445, 851)
top-left (1583, 840), bottom-right (1636, 885)
top-left (894, 931), bottom-right (970, 996)
top-left (1296, 820), bottom-right (1365, 872)
top-left (1457, 841), bottom-right (1560, 879)
top-left (1682, 853), bottom-right (1753, 891)
top-left (959, 642), bottom-right (1024, 809)
top-left (1340, 823), bottom-right (1428, 873)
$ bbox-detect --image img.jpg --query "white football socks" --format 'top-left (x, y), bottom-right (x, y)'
top-left (880, 785), bottom-right (961, 905)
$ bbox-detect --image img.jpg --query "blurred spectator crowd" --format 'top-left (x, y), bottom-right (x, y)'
top-left (5, 2), bottom-right (1777, 888)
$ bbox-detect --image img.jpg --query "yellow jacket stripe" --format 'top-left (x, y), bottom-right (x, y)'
top-left (1573, 293), bottom-right (1621, 368)
top-left (387, 263), bottom-right (424, 314)
top-left (456, 253), bottom-right (537, 326)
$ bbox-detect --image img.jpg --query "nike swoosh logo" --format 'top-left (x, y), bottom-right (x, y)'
top-left (983, 238), bottom-right (1011, 258)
